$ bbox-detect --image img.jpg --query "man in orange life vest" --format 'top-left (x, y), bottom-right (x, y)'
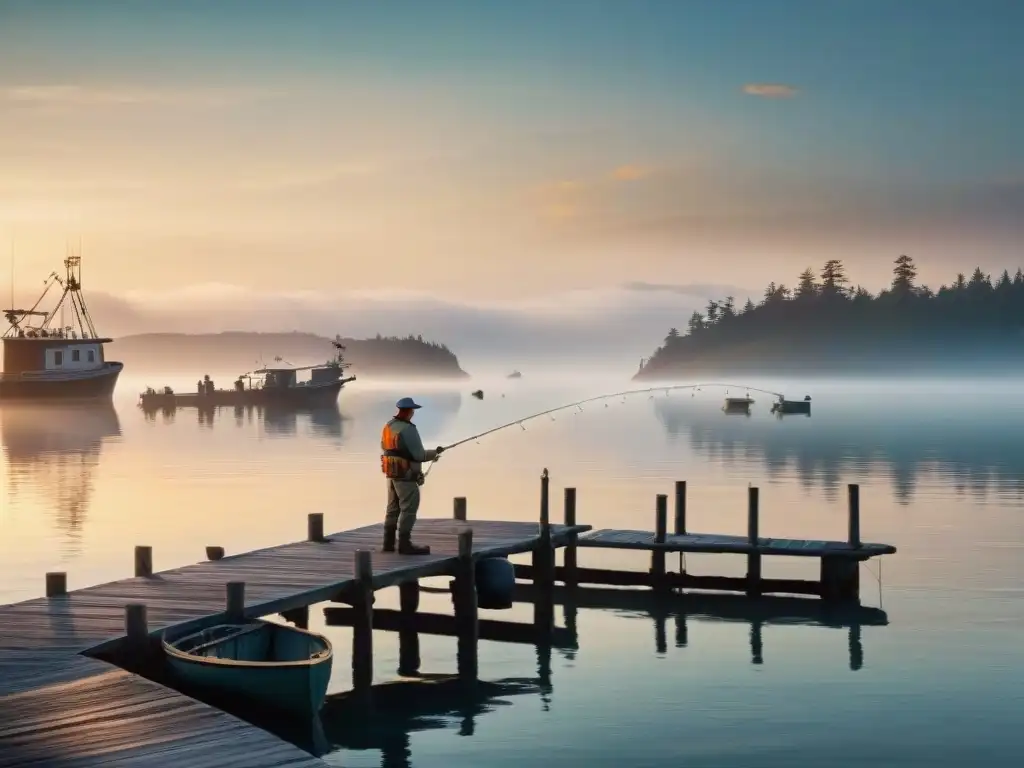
top-left (380, 397), bottom-right (445, 554)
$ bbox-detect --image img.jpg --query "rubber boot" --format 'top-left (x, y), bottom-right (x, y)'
top-left (398, 533), bottom-right (430, 555)
top-left (381, 524), bottom-right (397, 553)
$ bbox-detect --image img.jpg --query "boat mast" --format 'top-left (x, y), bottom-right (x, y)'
top-left (43, 252), bottom-right (99, 339)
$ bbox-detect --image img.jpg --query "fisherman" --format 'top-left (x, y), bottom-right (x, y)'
top-left (380, 397), bottom-right (445, 555)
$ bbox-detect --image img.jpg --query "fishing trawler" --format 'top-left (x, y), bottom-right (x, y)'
top-left (1, 256), bottom-right (123, 401)
top-left (138, 336), bottom-right (356, 410)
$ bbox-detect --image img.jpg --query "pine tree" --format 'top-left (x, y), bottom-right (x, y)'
top-left (796, 268), bottom-right (818, 298)
top-left (892, 254), bottom-right (917, 295)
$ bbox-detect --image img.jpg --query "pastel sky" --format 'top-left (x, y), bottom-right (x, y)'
top-left (1, 0), bottom-right (1023, 335)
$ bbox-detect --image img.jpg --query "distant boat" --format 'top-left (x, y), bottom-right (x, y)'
top-left (771, 395), bottom-right (812, 416)
top-left (506, 370), bottom-right (522, 379)
top-left (163, 619), bottom-right (333, 718)
top-left (1, 255), bottom-right (123, 401)
top-left (723, 396), bottom-right (753, 416)
top-left (138, 335), bottom-right (356, 411)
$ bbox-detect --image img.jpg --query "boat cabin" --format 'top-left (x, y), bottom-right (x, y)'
top-left (2, 331), bottom-right (111, 375)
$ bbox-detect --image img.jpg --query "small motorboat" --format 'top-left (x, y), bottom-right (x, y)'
top-left (770, 395), bottom-right (812, 416)
top-left (162, 619), bottom-right (333, 718)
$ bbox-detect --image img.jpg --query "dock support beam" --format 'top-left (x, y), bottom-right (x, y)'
top-left (134, 546), bottom-right (153, 578)
top-left (45, 572), bottom-right (67, 598)
top-left (398, 580), bottom-right (421, 676)
top-left (453, 529), bottom-right (478, 682)
top-left (352, 550), bottom-right (374, 696)
top-left (848, 484), bottom-right (861, 548)
top-left (533, 469), bottom-right (555, 634)
top-left (820, 557), bottom-right (860, 602)
top-left (746, 487), bottom-right (761, 597)
top-left (563, 488), bottom-right (578, 589)
top-left (651, 494), bottom-right (668, 592)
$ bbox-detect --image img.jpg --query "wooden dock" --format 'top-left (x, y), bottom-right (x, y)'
top-left (0, 471), bottom-right (896, 766)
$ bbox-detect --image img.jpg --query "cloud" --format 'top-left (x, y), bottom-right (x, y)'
top-left (611, 164), bottom-right (653, 181)
top-left (4, 281), bottom-right (751, 375)
top-left (742, 83), bottom-right (799, 99)
top-left (532, 180), bottom-right (588, 220)
top-left (1, 84), bottom-right (270, 108)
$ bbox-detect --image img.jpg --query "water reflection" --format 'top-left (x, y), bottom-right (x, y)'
top-left (0, 402), bottom-right (122, 554)
top-left (141, 401), bottom-right (347, 440)
top-left (654, 397), bottom-right (1024, 503)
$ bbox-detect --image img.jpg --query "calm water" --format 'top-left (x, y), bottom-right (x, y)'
top-left (1, 375), bottom-right (1022, 767)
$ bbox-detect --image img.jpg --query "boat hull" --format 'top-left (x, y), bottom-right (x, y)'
top-left (140, 376), bottom-right (350, 411)
top-left (0, 362), bottom-right (122, 401)
top-left (163, 620), bottom-right (333, 718)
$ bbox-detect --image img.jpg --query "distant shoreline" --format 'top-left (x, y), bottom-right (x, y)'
top-left (111, 332), bottom-right (471, 380)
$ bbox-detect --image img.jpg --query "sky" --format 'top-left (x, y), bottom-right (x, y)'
top-left (1, 0), bottom-right (1023, 353)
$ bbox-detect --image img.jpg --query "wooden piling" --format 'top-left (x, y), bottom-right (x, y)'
top-left (124, 604), bottom-right (148, 644)
top-left (453, 528), bottom-right (478, 682)
top-left (45, 572), bottom-right (67, 598)
top-left (674, 480), bottom-right (687, 535)
top-left (533, 469), bottom-right (555, 633)
top-left (651, 494), bottom-right (668, 591)
top-left (134, 546), bottom-right (152, 578)
top-left (352, 549), bottom-right (374, 694)
top-left (281, 606), bottom-right (309, 629)
top-left (848, 484), bottom-right (861, 548)
top-left (205, 546), bottom-right (225, 561)
top-left (563, 487), bottom-right (578, 588)
top-left (226, 581), bottom-right (245, 622)
top-left (453, 496), bottom-right (467, 521)
top-left (307, 513), bottom-right (325, 543)
top-left (746, 487), bottom-right (762, 597)
top-left (398, 579), bottom-right (421, 676)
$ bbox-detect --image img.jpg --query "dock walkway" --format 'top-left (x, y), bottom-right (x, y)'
top-left (0, 518), bottom-right (585, 767)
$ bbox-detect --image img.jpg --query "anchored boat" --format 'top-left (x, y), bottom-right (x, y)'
top-left (163, 619), bottom-right (333, 718)
top-left (139, 336), bottom-right (356, 410)
top-left (1, 256), bottom-right (123, 401)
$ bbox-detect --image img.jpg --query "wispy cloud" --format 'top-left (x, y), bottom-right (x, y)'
top-left (742, 83), bottom-right (799, 99)
top-left (533, 180), bottom-right (588, 220)
top-left (611, 164), bottom-right (653, 181)
top-left (1, 84), bottom-right (272, 108)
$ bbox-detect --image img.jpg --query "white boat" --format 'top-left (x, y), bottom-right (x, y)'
top-left (162, 619), bottom-right (333, 718)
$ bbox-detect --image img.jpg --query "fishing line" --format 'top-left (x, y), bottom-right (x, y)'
top-left (421, 381), bottom-right (788, 480)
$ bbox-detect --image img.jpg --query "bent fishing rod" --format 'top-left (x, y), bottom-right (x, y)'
top-left (422, 381), bottom-right (788, 478)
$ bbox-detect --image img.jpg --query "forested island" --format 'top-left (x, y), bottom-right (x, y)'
top-left (635, 255), bottom-right (1024, 380)
top-left (115, 332), bottom-right (470, 379)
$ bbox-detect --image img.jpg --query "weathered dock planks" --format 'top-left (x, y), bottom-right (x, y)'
top-left (0, 517), bottom-right (589, 768)
top-left (0, 658), bottom-right (322, 768)
top-left (577, 528), bottom-right (896, 557)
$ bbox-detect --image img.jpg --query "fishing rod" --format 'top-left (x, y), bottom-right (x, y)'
top-left (421, 381), bottom-right (788, 479)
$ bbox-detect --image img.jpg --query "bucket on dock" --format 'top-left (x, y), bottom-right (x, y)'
top-left (474, 556), bottom-right (516, 610)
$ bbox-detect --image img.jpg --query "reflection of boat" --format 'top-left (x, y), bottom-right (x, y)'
top-left (162, 620), bottom-right (333, 719)
top-left (1, 255), bottom-right (123, 400)
top-left (138, 336), bottom-right (356, 410)
top-left (0, 401), bottom-right (121, 547)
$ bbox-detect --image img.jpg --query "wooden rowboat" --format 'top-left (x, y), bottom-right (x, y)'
top-left (162, 619), bottom-right (333, 718)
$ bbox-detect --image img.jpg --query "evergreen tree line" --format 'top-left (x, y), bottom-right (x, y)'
top-left (639, 255), bottom-right (1024, 374)
top-left (354, 333), bottom-right (466, 373)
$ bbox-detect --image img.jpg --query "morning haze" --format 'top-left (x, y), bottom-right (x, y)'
top-left (2, 3), bottom-right (1024, 768)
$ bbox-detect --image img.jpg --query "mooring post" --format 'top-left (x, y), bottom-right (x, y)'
top-left (533, 469), bottom-right (555, 633)
top-left (454, 528), bottom-right (479, 682)
top-left (651, 494), bottom-right (668, 592)
top-left (281, 606), bottom-right (309, 629)
top-left (398, 579), bottom-right (421, 676)
top-left (563, 487), bottom-right (578, 588)
top-left (226, 581), bottom-right (245, 622)
top-left (352, 549), bottom-right (374, 695)
top-left (453, 496), bottom-right (467, 521)
top-left (746, 487), bottom-right (762, 597)
top-left (674, 480), bottom-right (687, 535)
top-left (205, 546), bottom-right (225, 561)
top-left (848, 484), bottom-right (861, 548)
top-left (125, 603), bottom-right (149, 645)
top-left (308, 512), bottom-right (325, 543)
top-left (45, 572), bottom-right (67, 598)
top-left (134, 546), bottom-right (153, 578)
